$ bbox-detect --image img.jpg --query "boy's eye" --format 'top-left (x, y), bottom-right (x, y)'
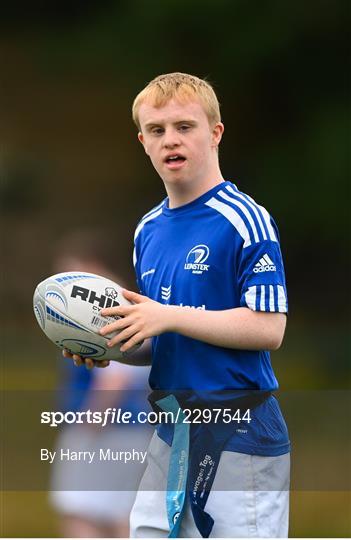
top-left (151, 127), bottom-right (164, 135)
top-left (179, 125), bottom-right (190, 131)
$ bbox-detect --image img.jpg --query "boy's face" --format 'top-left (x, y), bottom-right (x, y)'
top-left (137, 98), bottom-right (223, 188)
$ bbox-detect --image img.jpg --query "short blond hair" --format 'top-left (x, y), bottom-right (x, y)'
top-left (132, 72), bottom-right (221, 130)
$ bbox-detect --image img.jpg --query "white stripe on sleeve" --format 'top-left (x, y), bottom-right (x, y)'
top-left (226, 185), bottom-right (268, 241)
top-left (134, 207), bottom-right (163, 241)
top-left (260, 285), bottom-right (266, 311)
top-left (142, 200), bottom-right (165, 219)
top-left (269, 285), bottom-right (275, 311)
top-left (247, 196), bottom-right (277, 242)
top-left (205, 197), bottom-right (252, 247)
top-left (217, 190), bottom-right (260, 243)
top-left (277, 285), bottom-right (288, 312)
top-left (245, 286), bottom-right (257, 310)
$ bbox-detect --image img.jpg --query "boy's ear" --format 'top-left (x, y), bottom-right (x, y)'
top-left (138, 132), bottom-right (149, 155)
top-left (212, 122), bottom-right (224, 148)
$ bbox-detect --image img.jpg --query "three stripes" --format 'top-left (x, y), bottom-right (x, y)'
top-left (205, 184), bottom-right (277, 248)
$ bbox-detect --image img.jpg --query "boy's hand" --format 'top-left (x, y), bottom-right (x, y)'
top-left (62, 349), bottom-right (110, 369)
top-left (99, 289), bottom-right (171, 353)
top-left (62, 289), bottom-right (168, 365)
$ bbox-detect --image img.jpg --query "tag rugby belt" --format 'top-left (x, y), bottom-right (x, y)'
top-left (148, 389), bottom-right (272, 538)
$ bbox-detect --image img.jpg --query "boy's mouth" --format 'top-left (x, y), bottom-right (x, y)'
top-left (164, 154), bottom-right (186, 168)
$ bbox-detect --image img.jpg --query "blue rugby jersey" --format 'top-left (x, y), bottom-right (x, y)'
top-left (133, 180), bottom-right (290, 455)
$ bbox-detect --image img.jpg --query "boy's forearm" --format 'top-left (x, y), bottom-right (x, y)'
top-left (166, 305), bottom-right (287, 351)
top-left (99, 291), bottom-right (287, 354)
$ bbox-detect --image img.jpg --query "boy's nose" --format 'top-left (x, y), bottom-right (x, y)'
top-left (163, 128), bottom-right (181, 148)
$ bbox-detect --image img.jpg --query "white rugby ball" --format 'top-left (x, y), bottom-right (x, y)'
top-left (33, 271), bottom-right (140, 362)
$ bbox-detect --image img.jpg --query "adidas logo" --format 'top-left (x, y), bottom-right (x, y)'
top-left (161, 285), bottom-right (171, 302)
top-left (253, 253), bottom-right (276, 273)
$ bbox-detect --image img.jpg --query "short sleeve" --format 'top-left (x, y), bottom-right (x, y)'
top-left (237, 217), bottom-right (288, 313)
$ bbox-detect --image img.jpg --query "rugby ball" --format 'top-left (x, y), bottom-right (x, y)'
top-left (33, 271), bottom-right (141, 362)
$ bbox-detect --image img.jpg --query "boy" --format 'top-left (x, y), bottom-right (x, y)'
top-left (67, 72), bottom-right (290, 537)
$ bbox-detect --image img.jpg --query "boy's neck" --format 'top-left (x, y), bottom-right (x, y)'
top-left (166, 172), bottom-right (225, 209)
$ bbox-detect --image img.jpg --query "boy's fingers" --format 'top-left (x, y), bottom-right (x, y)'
top-left (62, 350), bottom-right (109, 369)
top-left (72, 354), bottom-right (84, 366)
top-left (84, 358), bottom-right (95, 370)
top-left (96, 360), bottom-right (110, 368)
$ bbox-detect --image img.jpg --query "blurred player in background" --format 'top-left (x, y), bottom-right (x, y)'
top-left (66, 74), bottom-right (290, 538)
top-left (50, 229), bottom-right (151, 538)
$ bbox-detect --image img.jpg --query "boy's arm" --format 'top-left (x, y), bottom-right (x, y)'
top-left (100, 289), bottom-right (287, 353)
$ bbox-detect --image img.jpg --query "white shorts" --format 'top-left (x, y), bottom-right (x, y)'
top-left (130, 431), bottom-right (290, 538)
top-left (50, 424), bottom-right (152, 522)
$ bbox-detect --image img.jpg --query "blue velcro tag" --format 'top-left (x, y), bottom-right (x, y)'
top-left (156, 395), bottom-right (190, 538)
